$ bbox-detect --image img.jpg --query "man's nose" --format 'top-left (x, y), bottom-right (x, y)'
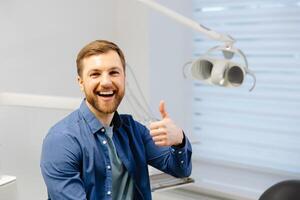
top-left (100, 74), bottom-right (112, 86)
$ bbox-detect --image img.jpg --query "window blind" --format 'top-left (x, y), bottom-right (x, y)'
top-left (192, 0), bottom-right (300, 174)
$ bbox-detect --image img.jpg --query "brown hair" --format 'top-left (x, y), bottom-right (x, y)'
top-left (76, 40), bottom-right (126, 76)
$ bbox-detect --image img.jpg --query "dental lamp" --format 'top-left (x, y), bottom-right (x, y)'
top-left (135, 0), bottom-right (256, 91)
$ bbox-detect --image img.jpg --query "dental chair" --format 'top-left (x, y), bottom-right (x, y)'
top-left (259, 180), bottom-right (300, 200)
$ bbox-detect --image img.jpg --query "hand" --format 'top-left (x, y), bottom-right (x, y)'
top-left (149, 101), bottom-right (184, 147)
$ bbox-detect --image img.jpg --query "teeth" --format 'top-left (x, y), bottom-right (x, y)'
top-left (99, 91), bottom-right (113, 95)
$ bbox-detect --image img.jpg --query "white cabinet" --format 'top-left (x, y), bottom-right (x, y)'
top-left (0, 175), bottom-right (17, 200)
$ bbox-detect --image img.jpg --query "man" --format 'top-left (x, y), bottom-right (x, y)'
top-left (40, 40), bottom-right (192, 200)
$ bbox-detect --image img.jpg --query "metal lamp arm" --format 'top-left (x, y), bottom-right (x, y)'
top-left (135, 0), bottom-right (235, 44)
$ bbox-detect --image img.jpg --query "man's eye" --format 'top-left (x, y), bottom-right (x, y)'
top-left (110, 71), bottom-right (120, 75)
top-left (90, 73), bottom-right (100, 77)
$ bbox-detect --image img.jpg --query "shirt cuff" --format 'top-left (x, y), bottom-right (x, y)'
top-left (171, 131), bottom-right (186, 150)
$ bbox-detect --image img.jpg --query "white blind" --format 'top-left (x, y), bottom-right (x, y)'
top-left (192, 0), bottom-right (300, 174)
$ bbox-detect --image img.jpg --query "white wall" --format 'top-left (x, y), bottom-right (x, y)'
top-left (0, 0), bottom-right (117, 199)
top-left (0, 0), bottom-right (198, 199)
top-left (114, 0), bottom-right (151, 117)
top-left (0, 0), bottom-right (117, 97)
top-left (0, 106), bottom-right (73, 200)
top-left (115, 0), bottom-right (195, 135)
top-left (147, 0), bottom-right (195, 139)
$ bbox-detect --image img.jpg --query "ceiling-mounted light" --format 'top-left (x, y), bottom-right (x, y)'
top-left (135, 0), bottom-right (256, 91)
top-left (190, 45), bottom-right (256, 91)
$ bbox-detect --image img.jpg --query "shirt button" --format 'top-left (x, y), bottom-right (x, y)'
top-left (102, 140), bottom-right (107, 144)
top-left (107, 191), bottom-right (111, 195)
top-left (107, 165), bottom-right (111, 170)
top-left (180, 160), bottom-right (184, 164)
top-left (100, 128), bottom-right (105, 133)
top-left (178, 151), bottom-right (182, 154)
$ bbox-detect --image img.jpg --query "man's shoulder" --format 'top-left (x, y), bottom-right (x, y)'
top-left (41, 109), bottom-right (83, 162)
top-left (47, 109), bottom-right (82, 138)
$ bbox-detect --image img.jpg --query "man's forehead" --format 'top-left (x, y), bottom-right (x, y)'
top-left (82, 53), bottom-right (123, 70)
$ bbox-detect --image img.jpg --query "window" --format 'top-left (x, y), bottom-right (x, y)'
top-left (190, 1), bottom-right (300, 198)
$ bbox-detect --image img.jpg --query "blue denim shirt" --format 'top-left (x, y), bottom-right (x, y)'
top-left (40, 101), bottom-right (192, 200)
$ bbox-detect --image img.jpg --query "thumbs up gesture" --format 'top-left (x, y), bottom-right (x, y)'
top-left (149, 101), bottom-right (184, 147)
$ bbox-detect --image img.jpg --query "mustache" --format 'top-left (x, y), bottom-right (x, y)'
top-left (94, 87), bottom-right (117, 92)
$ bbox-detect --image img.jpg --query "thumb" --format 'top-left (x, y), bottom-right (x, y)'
top-left (159, 100), bottom-right (169, 119)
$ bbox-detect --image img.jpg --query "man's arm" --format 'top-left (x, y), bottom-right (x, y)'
top-left (143, 101), bottom-right (192, 177)
top-left (40, 131), bottom-right (87, 200)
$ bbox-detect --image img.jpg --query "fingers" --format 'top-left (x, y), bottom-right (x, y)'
top-left (152, 135), bottom-right (167, 142)
top-left (150, 126), bottom-right (167, 136)
top-left (154, 140), bottom-right (169, 146)
top-left (152, 134), bottom-right (169, 146)
top-left (159, 100), bottom-right (169, 119)
top-left (150, 100), bottom-right (172, 146)
top-left (149, 120), bottom-right (166, 130)
top-left (150, 126), bottom-right (169, 146)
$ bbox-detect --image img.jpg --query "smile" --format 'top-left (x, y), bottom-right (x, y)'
top-left (96, 91), bottom-right (115, 97)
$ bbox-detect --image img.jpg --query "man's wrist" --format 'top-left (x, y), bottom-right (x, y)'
top-left (172, 131), bottom-right (185, 149)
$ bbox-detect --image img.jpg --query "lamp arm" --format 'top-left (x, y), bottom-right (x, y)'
top-left (135, 0), bottom-right (235, 44)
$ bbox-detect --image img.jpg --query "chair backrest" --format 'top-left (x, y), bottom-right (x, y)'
top-left (259, 180), bottom-right (300, 200)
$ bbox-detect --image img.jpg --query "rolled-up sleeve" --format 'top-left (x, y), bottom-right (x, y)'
top-left (40, 131), bottom-right (86, 200)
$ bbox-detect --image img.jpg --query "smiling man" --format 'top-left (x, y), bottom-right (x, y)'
top-left (40, 40), bottom-right (192, 200)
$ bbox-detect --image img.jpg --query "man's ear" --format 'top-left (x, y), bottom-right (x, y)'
top-left (77, 75), bottom-right (84, 92)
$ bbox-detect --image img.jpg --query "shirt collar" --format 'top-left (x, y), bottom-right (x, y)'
top-left (79, 100), bottom-right (122, 134)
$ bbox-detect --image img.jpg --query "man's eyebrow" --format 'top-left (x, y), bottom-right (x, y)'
top-left (110, 66), bottom-right (122, 71)
top-left (88, 68), bottom-right (101, 73)
top-left (87, 66), bottom-right (122, 73)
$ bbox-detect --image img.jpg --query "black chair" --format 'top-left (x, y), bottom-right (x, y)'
top-left (259, 180), bottom-right (300, 200)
